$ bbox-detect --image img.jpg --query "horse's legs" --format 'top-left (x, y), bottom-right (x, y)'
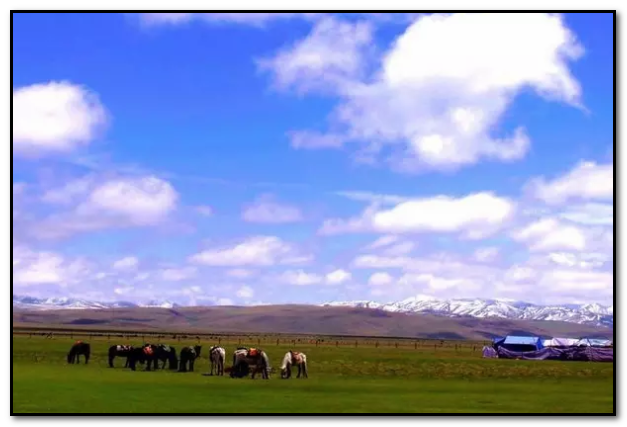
top-left (85, 353), bottom-right (89, 364)
top-left (297, 364), bottom-right (301, 378)
top-left (190, 360), bottom-right (194, 372)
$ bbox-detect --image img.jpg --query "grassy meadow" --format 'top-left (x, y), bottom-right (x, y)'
top-left (12, 334), bottom-right (614, 414)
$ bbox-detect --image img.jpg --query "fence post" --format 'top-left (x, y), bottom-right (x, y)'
top-left (336, 341), bottom-right (339, 347)
top-left (355, 341), bottom-right (358, 348)
top-left (276, 338), bottom-right (279, 346)
top-left (415, 342), bottom-right (417, 350)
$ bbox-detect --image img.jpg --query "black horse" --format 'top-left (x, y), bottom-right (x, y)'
top-left (128, 344), bottom-right (178, 371)
top-left (108, 344), bottom-right (134, 368)
top-left (178, 345), bottom-right (202, 372)
top-left (67, 341), bottom-right (90, 364)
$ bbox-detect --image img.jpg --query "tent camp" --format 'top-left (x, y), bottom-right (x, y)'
top-left (542, 338), bottom-right (579, 348)
top-left (494, 336), bottom-right (543, 352)
top-left (575, 338), bottom-right (613, 347)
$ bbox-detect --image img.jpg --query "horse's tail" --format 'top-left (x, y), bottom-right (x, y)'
top-left (302, 355), bottom-right (308, 378)
top-left (261, 351), bottom-right (271, 370)
top-left (85, 344), bottom-right (91, 362)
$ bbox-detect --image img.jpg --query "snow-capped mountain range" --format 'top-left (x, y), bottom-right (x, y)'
top-left (12, 295), bottom-right (613, 328)
top-left (12, 295), bottom-right (179, 310)
top-left (323, 296), bottom-right (613, 328)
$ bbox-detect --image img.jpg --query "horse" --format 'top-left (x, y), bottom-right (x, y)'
top-left (127, 344), bottom-right (178, 371)
top-left (230, 347), bottom-right (271, 379)
top-left (209, 346), bottom-right (226, 376)
top-left (108, 344), bottom-right (134, 368)
top-left (178, 345), bottom-right (202, 372)
top-left (280, 350), bottom-right (308, 379)
top-left (67, 341), bottom-right (90, 364)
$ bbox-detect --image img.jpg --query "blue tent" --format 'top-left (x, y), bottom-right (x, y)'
top-left (497, 336), bottom-right (543, 352)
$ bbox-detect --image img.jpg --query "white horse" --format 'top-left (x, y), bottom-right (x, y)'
top-left (230, 347), bottom-right (271, 379)
top-left (280, 350), bottom-right (308, 379)
top-left (209, 345), bottom-right (226, 376)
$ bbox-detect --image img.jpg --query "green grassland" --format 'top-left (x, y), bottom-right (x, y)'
top-left (12, 334), bottom-right (614, 414)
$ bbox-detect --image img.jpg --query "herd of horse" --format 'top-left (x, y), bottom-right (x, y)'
top-left (67, 341), bottom-right (308, 379)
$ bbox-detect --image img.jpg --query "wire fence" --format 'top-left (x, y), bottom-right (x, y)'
top-left (13, 326), bottom-right (492, 353)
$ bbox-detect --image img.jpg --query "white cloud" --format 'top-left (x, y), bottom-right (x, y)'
top-left (13, 246), bottom-right (90, 287)
top-left (189, 236), bottom-right (311, 267)
top-left (381, 241), bottom-right (416, 256)
top-left (368, 272), bottom-right (394, 286)
top-left (512, 218), bottom-right (587, 252)
top-left (266, 13), bottom-right (583, 172)
top-left (139, 12), bottom-right (320, 27)
top-left (365, 235), bottom-right (400, 249)
top-left (528, 162), bottom-right (613, 205)
top-left (335, 191), bottom-right (411, 205)
top-left (278, 270), bottom-right (323, 286)
top-left (321, 192), bottom-right (514, 237)
top-left (113, 256), bottom-right (139, 270)
top-left (258, 17), bottom-right (374, 96)
top-left (160, 267), bottom-right (197, 282)
top-left (325, 269), bottom-right (352, 285)
top-left (241, 194), bottom-right (303, 223)
top-left (33, 175), bottom-right (179, 239)
top-left (558, 203), bottom-right (613, 226)
top-left (473, 247), bottom-right (499, 263)
top-left (13, 81), bottom-right (107, 156)
top-left (236, 285), bottom-right (255, 299)
top-left (547, 252), bottom-right (608, 269)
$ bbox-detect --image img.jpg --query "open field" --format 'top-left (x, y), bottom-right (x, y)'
top-left (12, 333), bottom-right (614, 414)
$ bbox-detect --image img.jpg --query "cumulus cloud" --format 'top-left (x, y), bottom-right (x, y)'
top-left (368, 272), bottom-right (394, 286)
top-left (512, 218), bottom-right (587, 252)
top-left (278, 270), bottom-right (323, 286)
top-left (13, 81), bottom-right (108, 156)
top-left (32, 175), bottom-right (179, 239)
top-left (258, 17), bottom-right (374, 95)
top-left (113, 256), bottom-right (139, 270)
top-left (325, 269), bottom-right (352, 285)
top-left (241, 194), bottom-right (303, 224)
top-left (527, 161), bottom-right (613, 205)
top-left (320, 192), bottom-right (514, 238)
top-left (263, 13), bottom-right (584, 172)
top-left (189, 236), bottom-right (311, 267)
top-left (558, 203), bottom-right (613, 226)
top-left (13, 246), bottom-right (90, 287)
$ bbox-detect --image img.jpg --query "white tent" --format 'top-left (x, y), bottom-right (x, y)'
top-left (542, 337), bottom-right (579, 347)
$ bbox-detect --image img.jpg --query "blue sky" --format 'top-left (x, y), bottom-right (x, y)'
top-left (12, 12), bottom-right (614, 306)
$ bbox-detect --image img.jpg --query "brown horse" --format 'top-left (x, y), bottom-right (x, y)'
top-left (230, 347), bottom-right (271, 379)
top-left (67, 341), bottom-right (90, 364)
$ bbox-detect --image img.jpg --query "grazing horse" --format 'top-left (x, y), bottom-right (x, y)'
top-left (67, 341), bottom-right (90, 364)
top-left (127, 344), bottom-right (178, 371)
top-left (209, 346), bottom-right (226, 376)
top-left (108, 344), bottom-right (134, 368)
top-left (230, 347), bottom-right (270, 379)
top-left (280, 350), bottom-right (308, 379)
top-left (179, 345), bottom-right (202, 372)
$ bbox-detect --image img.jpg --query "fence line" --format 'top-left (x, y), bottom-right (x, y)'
top-left (13, 329), bottom-right (491, 351)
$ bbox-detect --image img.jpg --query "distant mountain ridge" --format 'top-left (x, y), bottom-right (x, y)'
top-left (322, 296), bottom-right (613, 328)
top-left (12, 295), bottom-right (179, 310)
top-left (13, 294), bottom-right (613, 328)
